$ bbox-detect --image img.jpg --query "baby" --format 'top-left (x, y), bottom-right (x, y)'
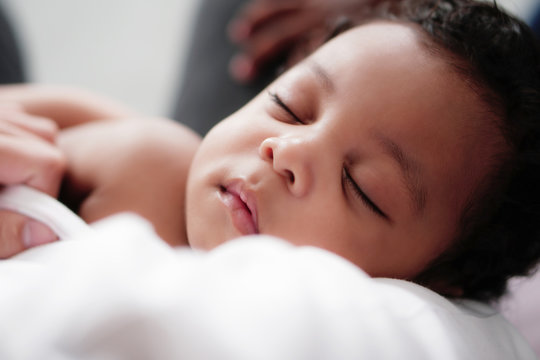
top-left (2, 0), bottom-right (540, 305)
top-left (174, 0), bottom-right (540, 302)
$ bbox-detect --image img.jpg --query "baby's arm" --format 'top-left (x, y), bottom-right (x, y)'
top-left (58, 117), bottom-right (201, 246)
top-left (0, 84), bottom-right (201, 248)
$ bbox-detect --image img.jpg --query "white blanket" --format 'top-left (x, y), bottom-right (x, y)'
top-left (0, 186), bottom-right (535, 359)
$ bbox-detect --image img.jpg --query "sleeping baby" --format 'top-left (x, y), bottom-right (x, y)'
top-left (0, 0), bottom-right (539, 358)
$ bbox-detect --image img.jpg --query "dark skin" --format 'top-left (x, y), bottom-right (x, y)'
top-left (228, 0), bottom-right (378, 82)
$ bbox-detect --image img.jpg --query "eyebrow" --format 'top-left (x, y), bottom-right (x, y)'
top-left (375, 134), bottom-right (427, 214)
top-left (308, 61), bottom-right (335, 94)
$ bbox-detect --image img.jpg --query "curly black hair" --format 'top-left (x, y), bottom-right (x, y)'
top-left (360, 0), bottom-right (540, 302)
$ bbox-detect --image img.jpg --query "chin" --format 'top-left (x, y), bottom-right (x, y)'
top-left (186, 226), bottom-right (229, 251)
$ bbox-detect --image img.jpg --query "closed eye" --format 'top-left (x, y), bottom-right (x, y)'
top-left (268, 91), bottom-right (304, 124)
top-left (343, 167), bottom-right (388, 220)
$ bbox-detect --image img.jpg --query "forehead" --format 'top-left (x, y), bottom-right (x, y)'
top-left (302, 21), bottom-right (489, 134)
top-left (311, 21), bottom-right (440, 84)
top-left (294, 22), bottom-right (484, 131)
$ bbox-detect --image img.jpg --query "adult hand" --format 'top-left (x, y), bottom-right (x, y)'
top-left (0, 103), bottom-right (66, 258)
top-left (228, 0), bottom-right (372, 83)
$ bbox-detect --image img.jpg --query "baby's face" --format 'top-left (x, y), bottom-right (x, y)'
top-left (186, 22), bottom-right (501, 279)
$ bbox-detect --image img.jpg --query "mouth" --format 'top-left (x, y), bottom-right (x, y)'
top-left (218, 181), bottom-right (259, 235)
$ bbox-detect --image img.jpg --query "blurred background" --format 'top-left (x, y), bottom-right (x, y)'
top-left (1, 0), bottom-right (198, 117)
top-left (0, 0), bottom-right (537, 118)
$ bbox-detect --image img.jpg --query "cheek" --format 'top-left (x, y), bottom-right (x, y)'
top-left (200, 115), bottom-right (262, 156)
top-left (185, 180), bottom-right (233, 250)
top-left (262, 199), bottom-right (364, 255)
top-left (184, 124), bottom-right (263, 250)
top-left (184, 151), bottom-right (219, 249)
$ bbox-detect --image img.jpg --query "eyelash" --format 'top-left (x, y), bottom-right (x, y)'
top-left (268, 91), bottom-right (304, 124)
top-left (343, 167), bottom-right (388, 219)
top-left (270, 91), bottom-right (387, 219)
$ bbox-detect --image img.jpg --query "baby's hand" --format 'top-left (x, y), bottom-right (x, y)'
top-left (58, 118), bottom-right (201, 247)
top-left (0, 84), bottom-right (138, 128)
top-left (0, 103), bottom-right (66, 258)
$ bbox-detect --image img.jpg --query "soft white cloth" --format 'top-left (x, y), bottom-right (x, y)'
top-left (0, 186), bottom-right (535, 360)
top-left (0, 185), bottom-right (91, 239)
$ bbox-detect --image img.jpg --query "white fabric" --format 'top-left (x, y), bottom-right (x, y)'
top-left (0, 185), bottom-right (91, 239)
top-left (501, 272), bottom-right (540, 357)
top-left (0, 187), bottom-right (536, 360)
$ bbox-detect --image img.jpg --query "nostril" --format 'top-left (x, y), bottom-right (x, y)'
top-left (265, 147), bottom-right (274, 160)
top-left (285, 170), bottom-right (295, 183)
top-left (260, 144), bottom-right (274, 161)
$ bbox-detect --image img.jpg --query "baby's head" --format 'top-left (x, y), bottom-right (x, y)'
top-left (186, 0), bottom-right (540, 301)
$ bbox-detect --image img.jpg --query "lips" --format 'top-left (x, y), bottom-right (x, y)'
top-left (218, 180), bottom-right (259, 235)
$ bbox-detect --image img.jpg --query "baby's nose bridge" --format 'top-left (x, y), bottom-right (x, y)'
top-left (271, 133), bottom-right (319, 163)
top-left (281, 134), bottom-right (310, 151)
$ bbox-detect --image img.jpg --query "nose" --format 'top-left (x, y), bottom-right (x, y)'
top-left (258, 136), bottom-right (313, 197)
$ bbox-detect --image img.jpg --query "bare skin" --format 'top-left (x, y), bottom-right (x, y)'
top-left (58, 118), bottom-right (200, 246)
top-left (0, 85), bottom-right (201, 253)
top-left (187, 22), bottom-right (504, 284)
top-left (0, 102), bottom-right (65, 257)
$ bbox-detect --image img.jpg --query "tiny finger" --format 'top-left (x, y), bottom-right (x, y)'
top-left (0, 210), bottom-right (58, 258)
top-left (0, 107), bottom-right (58, 143)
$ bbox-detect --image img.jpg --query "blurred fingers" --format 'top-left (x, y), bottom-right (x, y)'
top-left (0, 104), bottom-right (59, 143)
top-left (0, 136), bottom-right (66, 197)
top-left (229, 9), bottom-right (320, 83)
top-left (0, 210), bottom-right (58, 258)
top-left (228, 0), bottom-right (302, 43)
